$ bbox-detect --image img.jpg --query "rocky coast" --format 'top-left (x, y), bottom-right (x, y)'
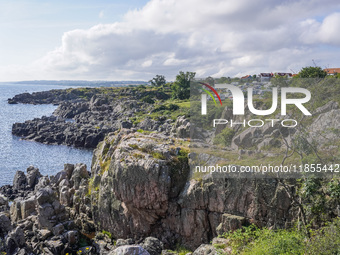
top-left (1, 85), bottom-right (340, 254)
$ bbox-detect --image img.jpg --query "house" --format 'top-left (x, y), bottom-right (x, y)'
top-left (324, 68), bottom-right (340, 75)
top-left (275, 72), bottom-right (293, 78)
top-left (241, 75), bottom-right (252, 80)
top-left (259, 73), bottom-right (273, 82)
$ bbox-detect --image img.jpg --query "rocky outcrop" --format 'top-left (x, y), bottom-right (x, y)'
top-left (7, 88), bottom-right (101, 105)
top-left (171, 116), bottom-right (190, 138)
top-left (10, 87), bottom-right (176, 149)
top-left (231, 121), bottom-right (291, 150)
top-left (0, 162), bottom-right (177, 255)
top-left (0, 131), bottom-right (295, 254)
top-left (9, 87), bottom-right (340, 253)
top-left (308, 108), bottom-right (340, 145)
top-left (89, 129), bottom-right (293, 250)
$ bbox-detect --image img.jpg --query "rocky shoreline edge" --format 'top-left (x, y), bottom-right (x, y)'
top-left (3, 85), bottom-right (340, 254)
top-left (0, 127), bottom-right (293, 255)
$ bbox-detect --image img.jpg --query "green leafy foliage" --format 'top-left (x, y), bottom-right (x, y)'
top-left (171, 71), bottom-right (196, 100)
top-left (149, 75), bottom-right (166, 87)
top-left (219, 220), bottom-right (340, 255)
top-left (141, 95), bottom-right (155, 104)
top-left (220, 224), bottom-right (261, 253)
top-left (213, 128), bottom-right (235, 146)
top-left (242, 228), bottom-right (305, 255)
top-left (295, 66), bottom-right (327, 78)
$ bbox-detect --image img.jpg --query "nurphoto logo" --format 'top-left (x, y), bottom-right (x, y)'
top-left (200, 82), bottom-right (311, 128)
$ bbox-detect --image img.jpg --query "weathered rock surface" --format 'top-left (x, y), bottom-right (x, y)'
top-left (89, 130), bottom-right (293, 250)
top-left (109, 245), bottom-right (150, 255)
top-left (10, 88), bottom-right (177, 149)
top-left (6, 88), bottom-right (340, 254)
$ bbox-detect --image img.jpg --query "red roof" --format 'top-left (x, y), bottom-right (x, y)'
top-left (241, 75), bottom-right (251, 79)
top-left (324, 68), bottom-right (340, 74)
top-left (260, 73), bottom-right (273, 77)
top-left (276, 73), bottom-right (292, 77)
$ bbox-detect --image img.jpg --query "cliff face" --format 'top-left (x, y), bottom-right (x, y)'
top-left (90, 129), bottom-right (293, 249)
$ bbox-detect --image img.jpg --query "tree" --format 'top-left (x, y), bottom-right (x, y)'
top-left (171, 71), bottom-right (196, 100)
top-left (149, 75), bottom-right (166, 87)
top-left (216, 77), bottom-right (230, 84)
top-left (204, 76), bottom-right (215, 85)
top-left (295, 66), bottom-right (327, 78)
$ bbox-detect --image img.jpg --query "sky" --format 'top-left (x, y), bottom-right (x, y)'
top-left (1, 0), bottom-right (340, 82)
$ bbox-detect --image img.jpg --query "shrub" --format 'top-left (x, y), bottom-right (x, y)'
top-left (141, 95), bottom-right (155, 104)
top-left (306, 218), bottom-right (340, 254)
top-left (167, 103), bottom-right (179, 111)
top-left (102, 230), bottom-right (112, 239)
top-left (213, 128), bottom-right (235, 147)
top-left (243, 229), bottom-right (305, 255)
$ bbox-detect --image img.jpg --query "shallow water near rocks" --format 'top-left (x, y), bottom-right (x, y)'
top-left (0, 83), bottom-right (93, 187)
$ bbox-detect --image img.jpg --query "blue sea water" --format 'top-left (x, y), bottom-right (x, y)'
top-left (0, 83), bottom-right (93, 187)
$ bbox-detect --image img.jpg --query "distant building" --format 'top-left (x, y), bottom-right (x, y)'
top-left (259, 73), bottom-right (273, 82)
top-left (324, 68), bottom-right (340, 75)
top-left (241, 75), bottom-right (252, 80)
top-left (275, 72), bottom-right (293, 78)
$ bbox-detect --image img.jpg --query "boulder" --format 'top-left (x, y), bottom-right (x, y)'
top-left (20, 197), bottom-right (36, 219)
top-left (52, 223), bottom-right (65, 236)
top-left (65, 230), bottom-right (78, 246)
top-left (37, 229), bottom-right (52, 241)
top-left (172, 116), bottom-right (190, 138)
top-left (109, 245), bottom-right (150, 255)
top-left (142, 237), bottom-right (164, 255)
top-left (13, 171), bottom-right (27, 190)
top-left (71, 163), bottom-right (89, 189)
top-left (5, 226), bottom-right (25, 254)
top-left (45, 239), bottom-right (64, 254)
top-left (0, 213), bottom-right (12, 237)
top-left (0, 193), bottom-right (8, 207)
top-left (26, 166), bottom-right (42, 189)
top-left (116, 238), bottom-right (134, 247)
top-left (193, 244), bottom-right (217, 255)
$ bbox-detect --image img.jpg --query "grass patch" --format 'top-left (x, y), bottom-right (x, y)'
top-left (99, 158), bottom-right (111, 175)
top-left (151, 152), bottom-right (166, 160)
top-left (218, 218), bottom-right (340, 255)
top-left (137, 129), bottom-right (153, 134)
top-left (102, 230), bottom-right (112, 239)
top-left (165, 244), bottom-right (192, 255)
top-left (128, 144), bottom-right (140, 150)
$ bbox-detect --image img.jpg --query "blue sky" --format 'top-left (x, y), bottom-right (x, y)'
top-left (1, 0), bottom-right (340, 81)
top-left (0, 0), bottom-right (149, 65)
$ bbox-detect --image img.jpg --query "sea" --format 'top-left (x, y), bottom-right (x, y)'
top-left (0, 83), bottom-right (93, 187)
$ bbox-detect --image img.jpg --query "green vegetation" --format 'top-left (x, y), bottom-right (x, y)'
top-left (295, 66), bottom-right (327, 78)
top-left (99, 158), bottom-right (111, 175)
top-left (128, 144), bottom-right (140, 150)
top-left (218, 219), bottom-right (340, 254)
top-left (151, 152), bottom-right (166, 160)
top-left (171, 71), bottom-right (196, 100)
top-left (213, 128), bottom-right (235, 147)
top-left (165, 244), bottom-right (192, 255)
top-left (136, 129), bottom-right (153, 134)
top-left (141, 94), bottom-right (155, 104)
top-left (102, 230), bottom-right (112, 239)
top-left (149, 74), bottom-right (166, 87)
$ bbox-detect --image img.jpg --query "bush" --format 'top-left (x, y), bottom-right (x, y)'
top-left (168, 103), bottom-right (179, 111)
top-left (218, 218), bottom-right (340, 255)
top-left (243, 229), bottom-right (305, 255)
top-left (307, 218), bottom-right (340, 254)
top-left (141, 95), bottom-right (155, 104)
top-left (213, 128), bottom-right (235, 146)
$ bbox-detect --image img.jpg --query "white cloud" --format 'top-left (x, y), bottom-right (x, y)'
top-left (2, 0), bottom-right (340, 81)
